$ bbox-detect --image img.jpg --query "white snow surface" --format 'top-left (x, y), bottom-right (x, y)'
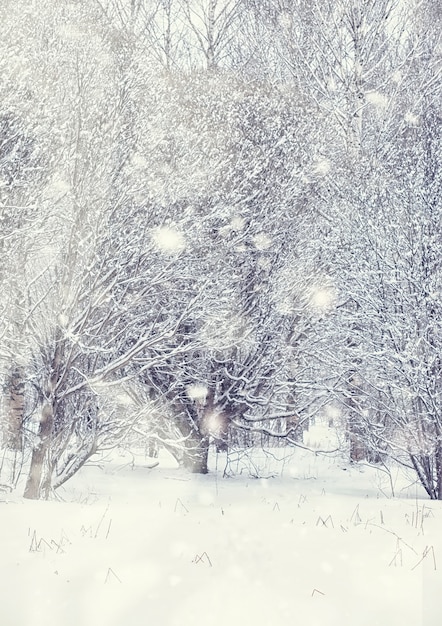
top-left (1, 426), bottom-right (441, 626)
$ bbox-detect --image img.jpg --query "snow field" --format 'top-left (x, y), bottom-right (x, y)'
top-left (1, 441), bottom-right (441, 626)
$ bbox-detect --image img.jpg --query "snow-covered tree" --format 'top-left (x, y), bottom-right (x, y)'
top-left (303, 0), bottom-right (442, 496)
top-left (0, 0), bottom-right (72, 457)
top-left (0, 1), bottom-right (206, 498)
top-left (125, 69), bottom-right (326, 470)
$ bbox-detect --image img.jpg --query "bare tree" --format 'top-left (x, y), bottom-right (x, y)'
top-left (131, 73), bottom-right (325, 471)
top-left (251, 0), bottom-right (422, 157)
top-left (0, 0), bottom-right (71, 462)
top-left (179, 0), bottom-right (243, 70)
top-left (0, 1), bottom-right (207, 498)
top-left (303, 0), bottom-right (442, 495)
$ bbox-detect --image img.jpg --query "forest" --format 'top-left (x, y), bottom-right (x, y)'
top-left (0, 0), bottom-right (441, 500)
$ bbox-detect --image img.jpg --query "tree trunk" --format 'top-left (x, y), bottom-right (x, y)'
top-left (346, 371), bottom-right (368, 462)
top-left (4, 365), bottom-right (25, 451)
top-left (349, 429), bottom-right (366, 463)
top-left (410, 453), bottom-right (437, 500)
top-left (182, 433), bottom-right (210, 474)
top-left (23, 402), bottom-right (54, 500)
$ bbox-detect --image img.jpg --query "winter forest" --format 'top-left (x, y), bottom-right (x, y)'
top-left (0, 0), bottom-right (441, 505)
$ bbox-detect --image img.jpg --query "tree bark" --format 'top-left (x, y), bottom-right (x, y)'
top-left (4, 365), bottom-right (25, 451)
top-left (182, 433), bottom-right (210, 474)
top-left (23, 402), bottom-right (55, 499)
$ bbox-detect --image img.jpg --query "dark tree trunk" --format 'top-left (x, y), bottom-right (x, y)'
top-left (23, 402), bottom-right (54, 500)
top-left (410, 453), bottom-right (437, 500)
top-left (349, 428), bottom-right (367, 462)
top-left (346, 373), bottom-right (368, 462)
top-left (182, 434), bottom-right (210, 474)
top-left (4, 365), bottom-right (25, 451)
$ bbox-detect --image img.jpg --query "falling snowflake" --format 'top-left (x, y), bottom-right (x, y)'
top-left (219, 216), bottom-right (246, 237)
top-left (310, 288), bottom-right (335, 310)
top-left (114, 393), bottom-right (134, 407)
top-left (186, 384), bottom-right (208, 402)
top-left (307, 281), bottom-right (336, 313)
top-left (131, 153), bottom-right (148, 169)
top-left (152, 226), bottom-right (186, 253)
top-left (366, 91), bottom-right (389, 110)
top-left (404, 111), bottom-right (419, 126)
top-left (46, 174), bottom-right (71, 196)
top-left (252, 233), bottom-right (272, 250)
top-left (204, 411), bottom-right (224, 436)
top-left (311, 159), bottom-right (331, 176)
top-left (230, 216), bottom-right (246, 231)
top-left (58, 313), bottom-right (69, 328)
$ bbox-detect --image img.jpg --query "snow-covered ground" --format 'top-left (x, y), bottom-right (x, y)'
top-left (1, 426), bottom-right (441, 626)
